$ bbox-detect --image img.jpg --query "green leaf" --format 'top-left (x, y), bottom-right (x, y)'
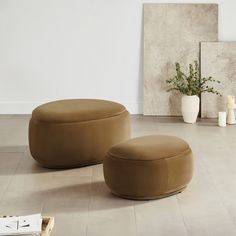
top-left (166, 60), bottom-right (221, 96)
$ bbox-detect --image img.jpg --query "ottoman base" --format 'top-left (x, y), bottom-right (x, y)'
top-left (111, 186), bottom-right (187, 201)
top-left (40, 159), bottom-right (103, 169)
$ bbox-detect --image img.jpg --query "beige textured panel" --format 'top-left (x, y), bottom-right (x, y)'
top-left (143, 4), bottom-right (218, 116)
top-left (201, 42), bottom-right (236, 118)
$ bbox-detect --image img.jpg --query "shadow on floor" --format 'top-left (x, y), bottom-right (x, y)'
top-left (154, 116), bottom-right (184, 123)
top-left (0, 145), bottom-right (28, 153)
top-left (196, 119), bottom-right (218, 127)
top-left (33, 181), bottom-right (148, 213)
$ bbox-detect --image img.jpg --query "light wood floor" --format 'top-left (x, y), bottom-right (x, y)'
top-left (0, 115), bottom-right (236, 236)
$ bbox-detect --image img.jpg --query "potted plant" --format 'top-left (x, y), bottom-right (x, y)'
top-left (166, 61), bottom-right (221, 123)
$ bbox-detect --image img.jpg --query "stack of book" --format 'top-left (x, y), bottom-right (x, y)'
top-left (0, 214), bottom-right (42, 235)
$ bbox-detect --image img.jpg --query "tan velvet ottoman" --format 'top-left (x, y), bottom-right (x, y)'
top-left (103, 135), bottom-right (193, 200)
top-left (29, 99), bottom-right (130, 168)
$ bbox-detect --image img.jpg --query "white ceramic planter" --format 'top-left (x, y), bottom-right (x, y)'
top-left (181, 95), bottom-right (200, 123)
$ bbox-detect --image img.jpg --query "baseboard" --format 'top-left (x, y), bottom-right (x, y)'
top-left (122, 101), bottom-right (143, 114)
top-left (0, 101), bottom-right (143, 115)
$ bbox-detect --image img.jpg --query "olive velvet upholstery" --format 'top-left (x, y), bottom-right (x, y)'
top-left (29, 99), bottom-right (131, 168)
top-left (103, 135), bottom-right (193, 200)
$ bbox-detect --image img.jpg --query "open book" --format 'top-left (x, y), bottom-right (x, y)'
top-left (0, 214), bottom-right (42, 235)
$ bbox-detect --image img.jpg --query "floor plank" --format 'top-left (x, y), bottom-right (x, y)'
top-left (0, 115), bottom-right (236, 235)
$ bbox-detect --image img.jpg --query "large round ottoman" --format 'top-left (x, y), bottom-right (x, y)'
top-left (29, 99), bottom-right (130, 168)
top-left (103, 135), bottom-right (193, 200)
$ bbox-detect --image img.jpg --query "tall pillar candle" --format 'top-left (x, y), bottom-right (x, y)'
top-left (227, 95), bottom-right (235, 109)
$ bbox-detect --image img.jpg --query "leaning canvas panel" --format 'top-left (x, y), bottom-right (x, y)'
top-left (201, 42), bottom-right (236, 118)
top-left (143, 4), bottom-right (218, 115)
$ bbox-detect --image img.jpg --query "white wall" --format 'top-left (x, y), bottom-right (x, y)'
top-left (0, 0), bottom-right (235, 114)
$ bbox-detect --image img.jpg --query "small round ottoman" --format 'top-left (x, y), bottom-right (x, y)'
top-left (103, 135), bottom-right (193, 200)
top-left (29, 99), bottom-right (130, 168)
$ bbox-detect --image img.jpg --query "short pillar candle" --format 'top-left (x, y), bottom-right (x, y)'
top-left (218, 112), bottom-right (226, 127)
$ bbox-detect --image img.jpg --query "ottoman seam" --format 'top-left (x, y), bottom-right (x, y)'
top-left (165, 158), bottom-right (169, 192)
top-left (31, 109), bottom-right (128, 124)
top-left (107, 148), bottom-right (192, 162)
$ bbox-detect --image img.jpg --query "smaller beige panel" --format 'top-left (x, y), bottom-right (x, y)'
top-left (201, 42), bottom-right (236, 118)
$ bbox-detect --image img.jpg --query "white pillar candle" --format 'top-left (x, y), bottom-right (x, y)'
top-left (218, 111), bottom-right (226, 127)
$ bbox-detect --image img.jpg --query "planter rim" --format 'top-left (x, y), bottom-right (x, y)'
top-left (182, 95), bottom-right (199, 97)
